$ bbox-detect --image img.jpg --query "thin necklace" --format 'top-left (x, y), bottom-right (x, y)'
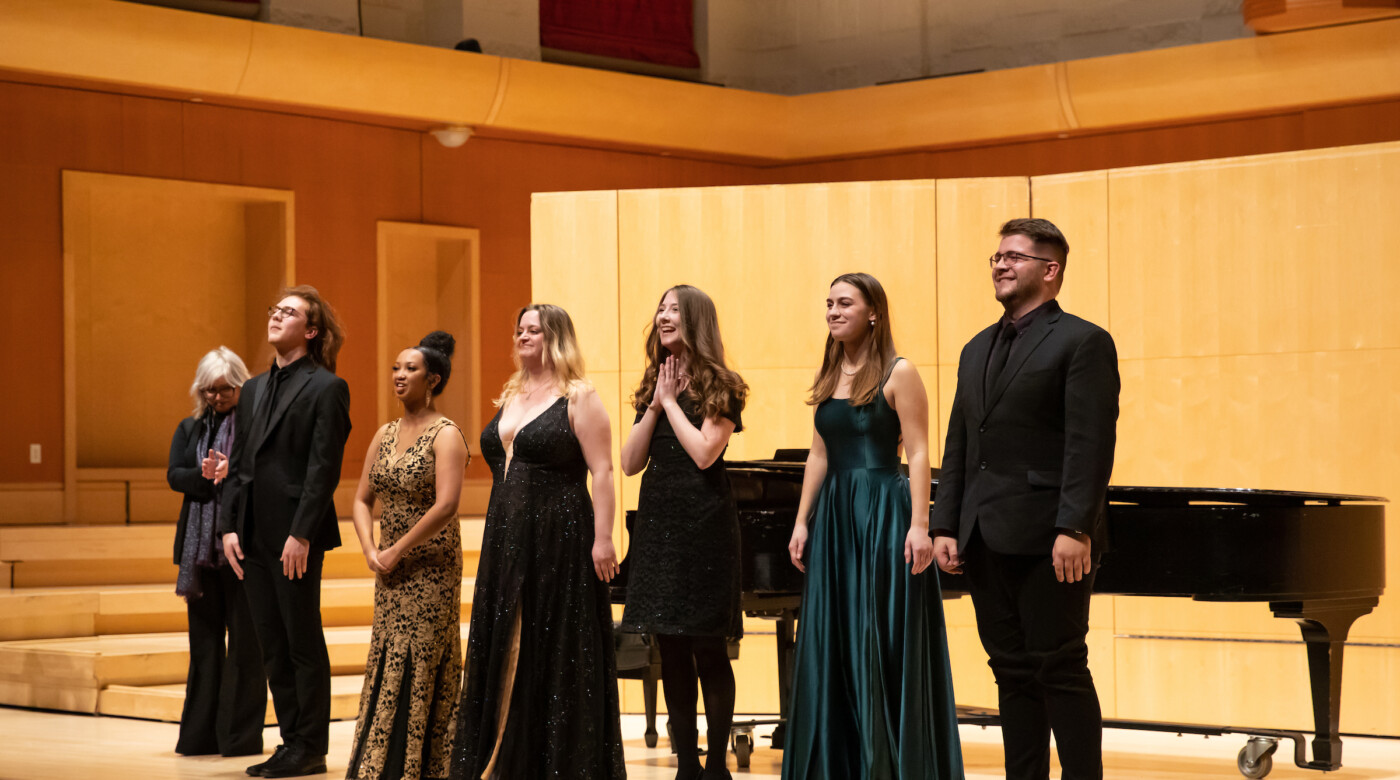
top-left (840, 360), bottom-right (863, 376)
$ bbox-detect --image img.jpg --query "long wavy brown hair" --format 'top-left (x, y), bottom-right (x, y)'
top-left (631, 285), bottom-right (748, 421)
top-left (283, 284), bottom-right (345, 373)
top-left (808, 272), bottom-right (897, 406)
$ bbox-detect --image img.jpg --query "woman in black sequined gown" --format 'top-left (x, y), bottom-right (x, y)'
top-left (621, 285), bottom-right (748, 780)
top-left (451, 304), bottom-right (624, 780)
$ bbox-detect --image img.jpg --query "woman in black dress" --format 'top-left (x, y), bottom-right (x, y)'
top-left (451, 304), bottom-right (624, 780)
top-left (621, 285), bottom-right (748, 780)
top-left (167, 346), bottom-right (266, 757)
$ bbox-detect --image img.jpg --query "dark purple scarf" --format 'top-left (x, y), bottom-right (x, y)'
top-left (175, 410), bottom-right (235, 600)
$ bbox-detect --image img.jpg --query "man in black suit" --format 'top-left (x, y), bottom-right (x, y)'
top-left (932, 218), bottom-right (1119, 780)
top-left (220, 285), bottom-right (351, 778)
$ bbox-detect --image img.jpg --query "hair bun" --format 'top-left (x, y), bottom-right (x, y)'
top-left (419, 330), bottom-right (456, 358)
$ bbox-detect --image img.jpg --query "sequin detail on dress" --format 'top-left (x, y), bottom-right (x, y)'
top-left (451, 397), bottom-right (626, 780)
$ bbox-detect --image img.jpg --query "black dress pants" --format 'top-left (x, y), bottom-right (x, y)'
top-left (177, 565), bottom-right (267, 756)
top-left (964, 527), bottom-right (1102, 780)
top-left (241, 539), bottom-right (331, 755)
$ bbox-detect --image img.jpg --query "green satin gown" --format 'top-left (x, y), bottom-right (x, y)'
top-left (782, 361), bottom-right (964, 780)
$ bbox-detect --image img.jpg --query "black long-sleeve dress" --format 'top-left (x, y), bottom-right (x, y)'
top-left (167, 410), bottom-right (266, 757)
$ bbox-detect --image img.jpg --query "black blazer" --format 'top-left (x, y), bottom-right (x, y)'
top-left (931, 300), bottom-right (1119, 556)
top-left (167, 412), bottom-right (224, 564)
top-left (218, 360), bottom-right (351, 552)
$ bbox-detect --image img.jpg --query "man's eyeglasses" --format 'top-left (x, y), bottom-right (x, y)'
top-left (268, 305), bottom-right (303, 320)
top-left (989, 251), bottom-right (1056, 268)
top-left (200, 385), bottom-right (237, 398)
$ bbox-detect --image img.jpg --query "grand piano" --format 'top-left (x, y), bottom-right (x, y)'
top-left (615, 450), bottom-right (1387, 779)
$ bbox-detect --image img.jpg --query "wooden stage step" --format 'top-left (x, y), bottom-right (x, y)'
top-left (0, 518), bottom-right (484, 588)
top-left (0, 624), bottom-right (471, 715)
top-left (99, 674), bottom-right (369, 723)
top-left (0, 577), bottom-right (476, 642)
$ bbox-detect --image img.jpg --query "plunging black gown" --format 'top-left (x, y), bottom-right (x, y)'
top-left (450, 397), bottom-right (626, 779)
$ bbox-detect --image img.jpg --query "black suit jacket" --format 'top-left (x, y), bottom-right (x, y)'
top-left (931, 300), bottom-right (1119, 556)
top-left (218, 360), bottom-right (351, 552)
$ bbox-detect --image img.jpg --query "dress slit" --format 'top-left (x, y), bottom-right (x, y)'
top-left (480, 606), bottom-right (522, 780)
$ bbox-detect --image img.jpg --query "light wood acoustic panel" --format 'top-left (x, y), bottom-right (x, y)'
top-left (615, 181), bottom-right (940, 485)
top-left (617, 182), bottom-right (940, 373)
top-left (376, 221), bottom-right (483, 492)
top-left (63, 172), bottom-right (293, 522)
top-left (1027, 171), bottom-right (1110, 330)
top-left (0, 484), bottom-right (64, 527)
top-left (531, 191), bottom-right (621, 374)
top-left (1108, 143), bottom-right (1400, 362)
top-left (531, 192), bottom-right (626, 546)
top-left (934, 177), bottom-right (1030, 367)
top-left (1114, 638), bottom-right (1400, 736)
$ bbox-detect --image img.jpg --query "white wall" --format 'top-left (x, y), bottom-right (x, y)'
top-left (259, 0), bottom-right (1251, 94)
top-left (704, 0), bottom-right (1252, 94)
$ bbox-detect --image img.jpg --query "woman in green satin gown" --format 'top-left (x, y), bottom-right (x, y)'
top-left (783, 273), bottom-right (964, 780)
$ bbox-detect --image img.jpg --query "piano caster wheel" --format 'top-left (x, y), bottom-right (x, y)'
top-left (732, 733), bottom-right (753, 769)
top-left (1237, 737), bottom-right (1278, 779)
top-left (645, 731), bottom-right (657, 749)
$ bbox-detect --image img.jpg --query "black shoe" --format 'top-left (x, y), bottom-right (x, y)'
top-left (246, 745), bottom-right (288, 776)
top-left (260, 746), bottom-right (328, 778)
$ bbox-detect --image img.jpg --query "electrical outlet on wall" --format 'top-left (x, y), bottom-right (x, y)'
top-left (29, 444), bottom-right (41, 464)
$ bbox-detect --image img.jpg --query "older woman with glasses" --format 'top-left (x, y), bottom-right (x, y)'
top-left (167, 346), bottom-right (268, 758)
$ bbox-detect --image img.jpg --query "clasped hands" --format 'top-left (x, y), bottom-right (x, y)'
top-left (650, 356), bottom-right (689, 409)
top-left (200, 449), bottom-right (229, 484)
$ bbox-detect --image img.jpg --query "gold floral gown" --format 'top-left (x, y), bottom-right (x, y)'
top-left (348, 417), bottom-right (465, 780)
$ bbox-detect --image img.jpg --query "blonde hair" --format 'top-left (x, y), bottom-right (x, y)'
top-left (809, 272), bottom-right (898, 406)
top-left (494, 304), bottom-right (591, 407)
top-left (631, 285), bottom-right (748, 421)
top-left (189, 346), bottom-right (251, 418)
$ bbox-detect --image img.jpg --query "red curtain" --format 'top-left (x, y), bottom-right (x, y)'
top-left (540, 0), bottom-right (700, 69)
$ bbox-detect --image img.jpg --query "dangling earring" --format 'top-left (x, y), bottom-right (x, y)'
top-left (425, 385), bottom-right (434, 408)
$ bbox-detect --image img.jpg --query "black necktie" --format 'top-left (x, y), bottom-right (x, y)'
top-left (985, 322), bottom-right (1017, 395)
top-left (259, 367), bottom-right (285, 435)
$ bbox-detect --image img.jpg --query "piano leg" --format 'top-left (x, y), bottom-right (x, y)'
top-left (641, 660), bottom-right (660, 748)
top-left (1268, 596), bottom-right (1379, 771)
top-left (770, 607), bottom-right (797, 749)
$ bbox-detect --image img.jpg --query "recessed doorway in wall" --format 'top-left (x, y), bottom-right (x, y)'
top-left (376, 222), bottom-right (482, 447)
top-left (62, 171), bottom-right (294, 522)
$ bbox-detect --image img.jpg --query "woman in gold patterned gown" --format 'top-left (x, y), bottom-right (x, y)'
top-left (347, 331), bottom-right (470, 780)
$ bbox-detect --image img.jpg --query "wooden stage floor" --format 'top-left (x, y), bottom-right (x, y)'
top-left (1, 706), bottom-right (1397, 779)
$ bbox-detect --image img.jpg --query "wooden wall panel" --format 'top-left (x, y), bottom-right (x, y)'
top-left (4, 76), bottom-right (1399, 494)
top-left (1114, 639), bottom-right (1400, 735)
top-left (1096, 143), bottom-right (1400, 735)
top-left (1108, 144), bottom-right (1400, 362)
top-left (530, 191), bottom-right (621, 374)
top-left (63, 173), bottom-right (292, 472)
top-left (530, 191), bottom-right (627, 546)
top-left (376, 222), bottom-right (482, 439)
top-left (1026, 171), bottom-right (1110, 330)
top-left (616, 181), bottom-right (939, 470)
top-left (934, 178), bottom-right (1029, 366)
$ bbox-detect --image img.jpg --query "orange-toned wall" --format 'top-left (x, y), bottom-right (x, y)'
top-left (0, 79), bottom-right (755, 486)
top-left (3, 76), bottom-right (1399, 487)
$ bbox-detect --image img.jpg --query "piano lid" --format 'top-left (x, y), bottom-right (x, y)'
top-left (727, 456), bottom-right (1386, 508)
